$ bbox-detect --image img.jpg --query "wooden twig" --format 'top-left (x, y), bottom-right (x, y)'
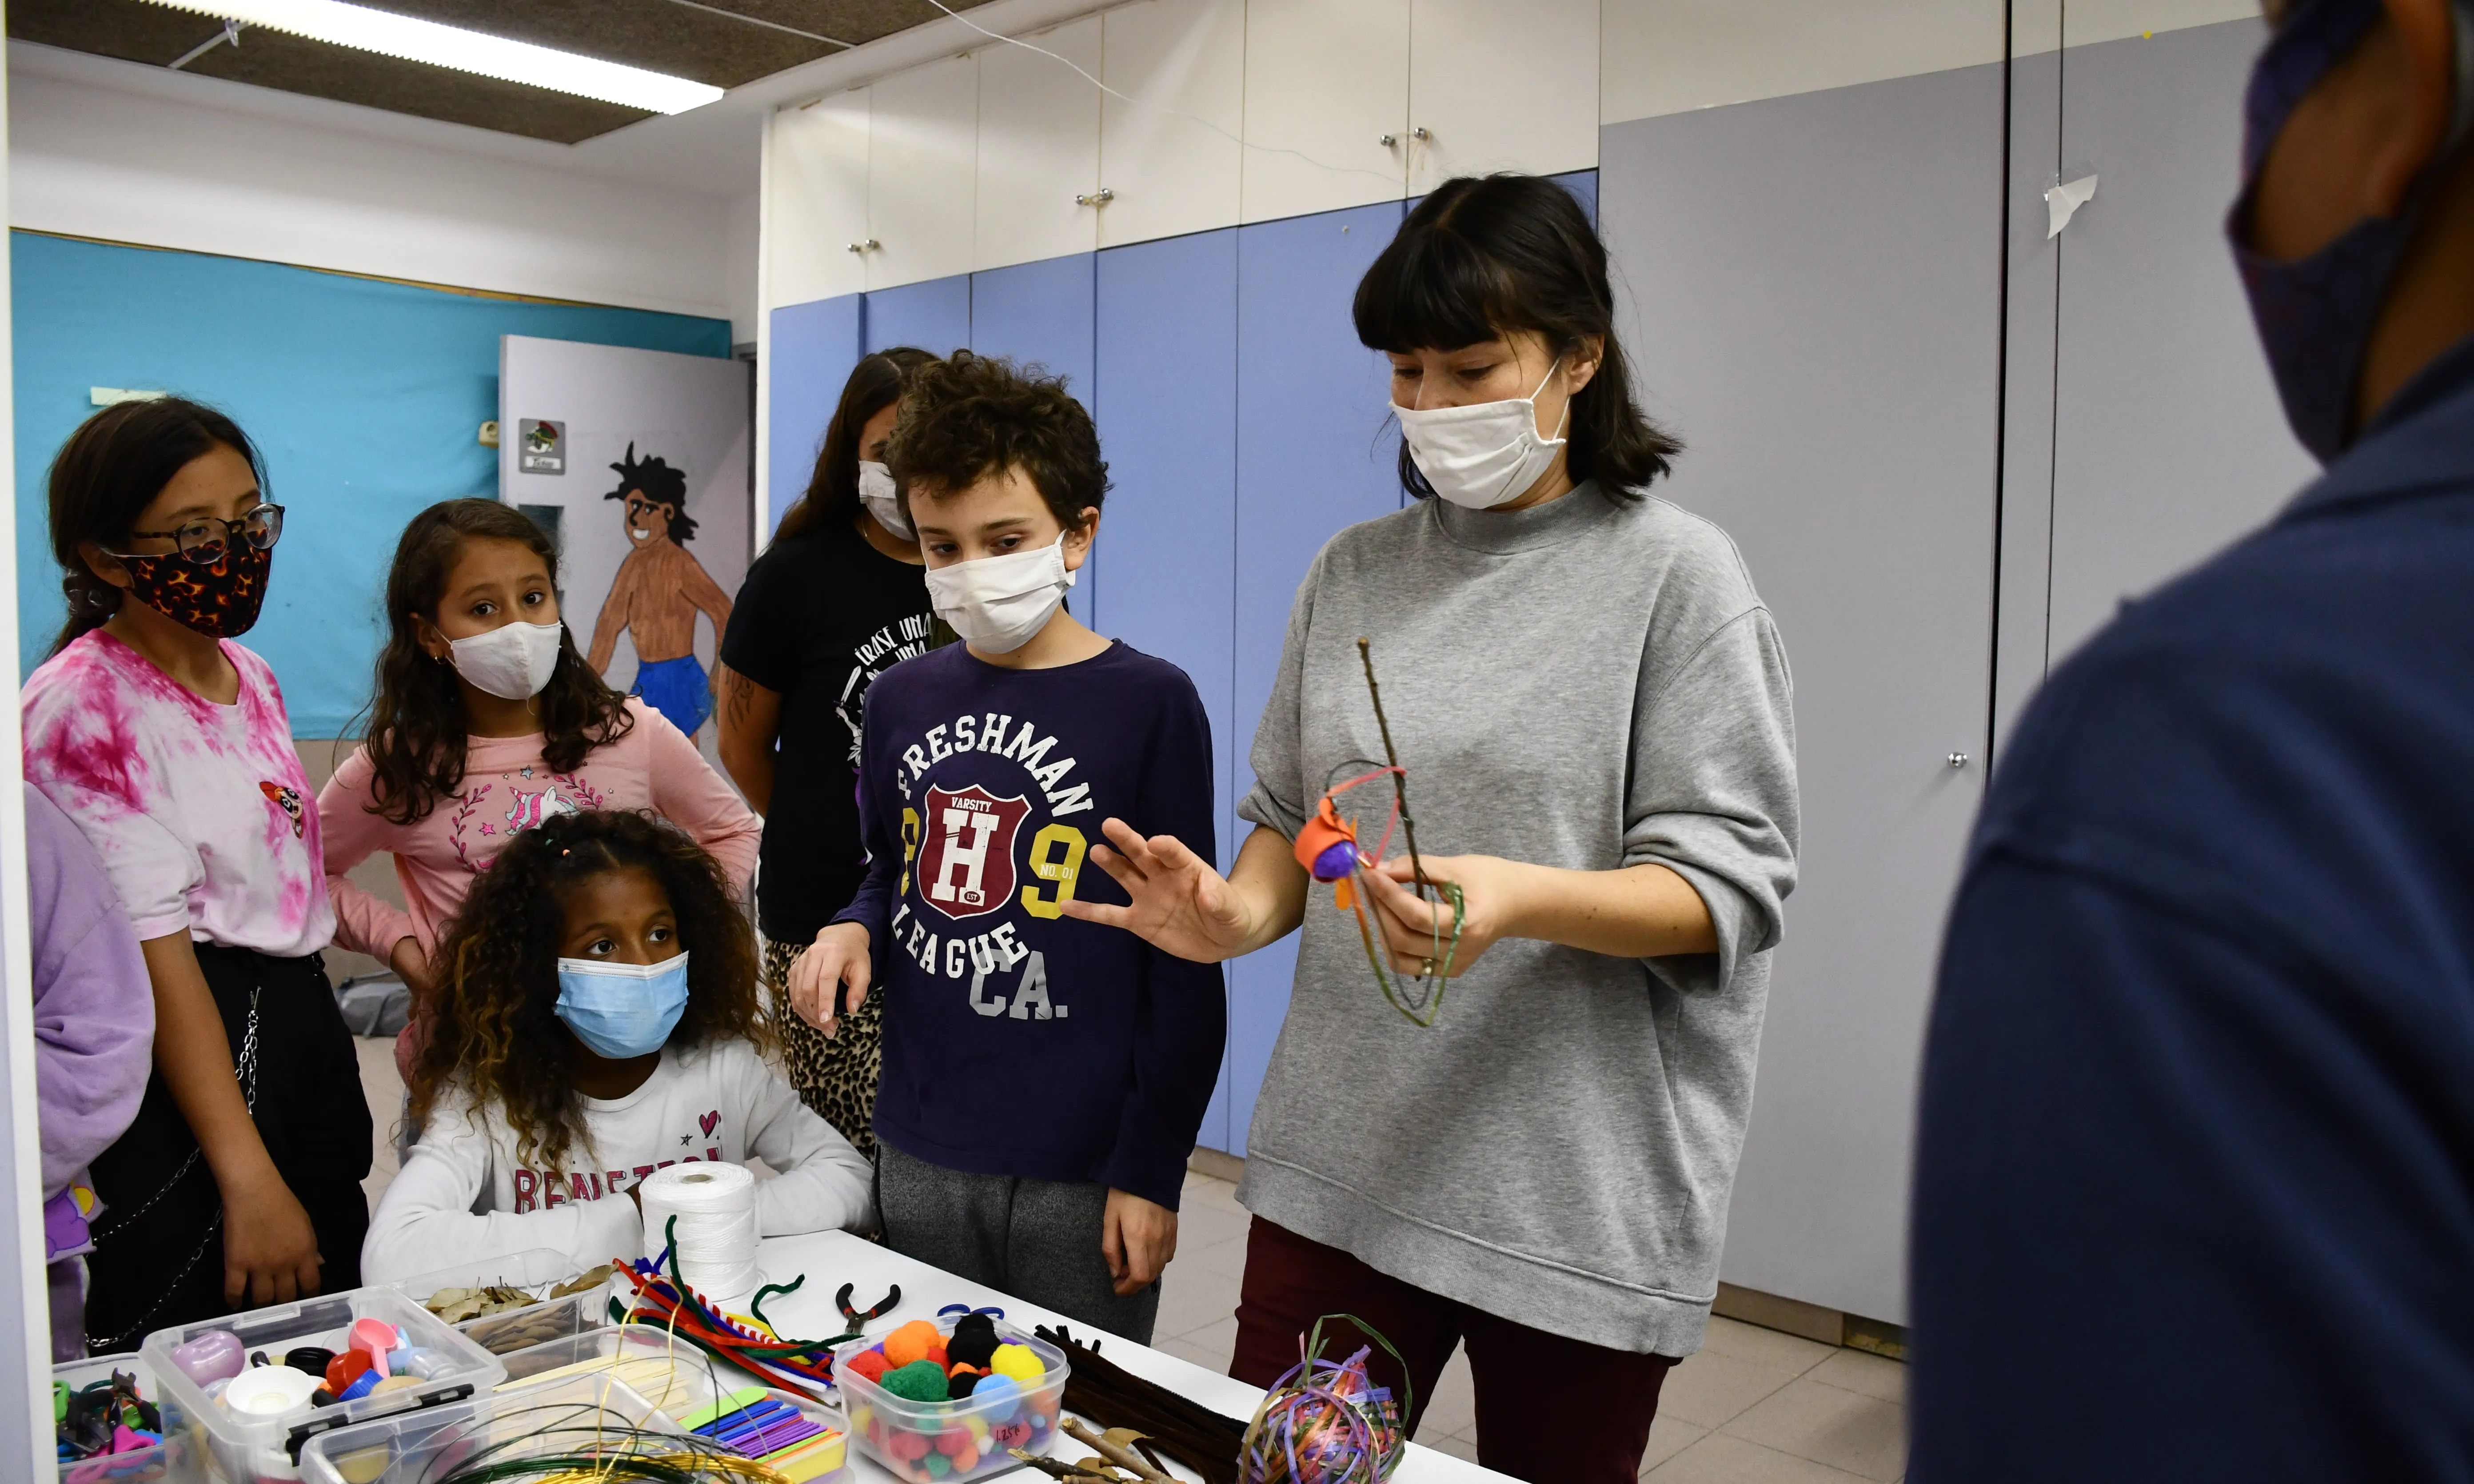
top-left (1008, 1449), bottom-right (1120, 1482)
top-left (1356, 638), bottom-right (1431, 894)
top-left (1061, 1418), bottom-right (1175, 1484)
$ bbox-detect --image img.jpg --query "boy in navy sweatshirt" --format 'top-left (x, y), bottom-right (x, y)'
top-left (787, 351), bottom-right (1225, 1342)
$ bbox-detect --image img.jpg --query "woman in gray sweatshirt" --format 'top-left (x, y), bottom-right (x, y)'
top-left (1062, 173), bottom-right (1798, 1484)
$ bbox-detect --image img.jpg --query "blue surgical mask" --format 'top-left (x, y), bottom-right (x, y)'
top-left (2228, 0), bottom-right (2474, 462)
top-left (555, 952), bottom-right (690, 1061)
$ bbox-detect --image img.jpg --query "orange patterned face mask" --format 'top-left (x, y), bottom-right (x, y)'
top-left (116, 540), bottom-right (271, 638)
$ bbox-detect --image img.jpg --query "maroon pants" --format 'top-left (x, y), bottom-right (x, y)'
top-left (1230, 1217), bottom-right (1676, 1484)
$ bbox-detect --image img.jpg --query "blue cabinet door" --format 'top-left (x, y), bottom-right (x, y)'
top-left (1093, 228), bottom-right (1240, 1152)
top-left (972, 255), bottom-right (1102, 616)
top-left (766, 294), bottom-right (861, 538)
top-left (971, 254), bottom-right (1097, 394)
top-left (864, 277), bottom-right (972, 359)
top-left (1226, 200), bottom-right (1406, 1156)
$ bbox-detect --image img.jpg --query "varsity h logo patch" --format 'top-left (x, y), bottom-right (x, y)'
top-left (917, 783), bottom-right (1030, 921)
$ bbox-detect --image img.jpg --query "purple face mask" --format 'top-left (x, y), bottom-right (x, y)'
top-left (2228, 0), bottom-right (2474, 463)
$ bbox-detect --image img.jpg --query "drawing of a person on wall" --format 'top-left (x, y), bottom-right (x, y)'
top-left (586, 442), bottom-right (734, 738)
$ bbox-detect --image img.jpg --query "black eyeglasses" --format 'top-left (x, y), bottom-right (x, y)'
top-left (113, 503), bottom-right (285, 564)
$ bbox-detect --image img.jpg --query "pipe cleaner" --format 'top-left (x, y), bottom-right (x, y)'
top-left (608, 1217), bottom-right (855, 1404)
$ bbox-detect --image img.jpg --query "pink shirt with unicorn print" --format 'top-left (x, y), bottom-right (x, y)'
top-left (315, 697), bottom-right (759, 966)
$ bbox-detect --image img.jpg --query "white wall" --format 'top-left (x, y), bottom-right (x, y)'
top-left (726, 190), bottom-right (761, 346)
top-left (8, 42), bottom-right (737, 320)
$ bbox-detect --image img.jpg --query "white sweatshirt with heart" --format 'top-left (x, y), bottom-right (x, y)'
top-left (361, 1037), bottom-right (873, 1285)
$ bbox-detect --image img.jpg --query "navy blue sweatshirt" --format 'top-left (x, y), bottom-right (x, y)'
top-left (836, 639), bottom-right (1225, 1210)
top-left (1911, 335), bottom-right (2474, 1480)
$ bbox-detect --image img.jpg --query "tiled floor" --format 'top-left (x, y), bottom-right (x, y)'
top-left (357, 1036), bottom-right (1907, 1480)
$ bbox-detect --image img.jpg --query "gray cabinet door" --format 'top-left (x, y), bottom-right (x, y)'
top-left (2038, 19), bottom-right (2314, 674)
top-left (1600, 60), bottom-right (2004, 1325)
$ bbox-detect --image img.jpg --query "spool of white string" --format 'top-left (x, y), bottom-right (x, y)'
top-left (638, 1161), bottom-right (760, 1299)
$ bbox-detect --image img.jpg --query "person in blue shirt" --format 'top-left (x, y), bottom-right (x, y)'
top-left (1911, 1), bottom-right (2474, 1476)
top-left (788, 351), bottom-right (1226, 1344)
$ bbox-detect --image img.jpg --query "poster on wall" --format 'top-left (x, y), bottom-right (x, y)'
top-left (499, 335), bottom-right (751, 745)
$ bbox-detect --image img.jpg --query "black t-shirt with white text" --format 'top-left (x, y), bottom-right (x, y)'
top-left (721, 519), bottom-right (934, 942)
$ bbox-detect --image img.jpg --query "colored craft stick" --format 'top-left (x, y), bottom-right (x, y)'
top-left (676, 1385), bottom-right (774, 1431)
top-left (759, 1433), bottom-right (847, 1484)
top-left (714, 1417), bottom-right (815, 1451)
top-left (718, 1417), bottom-right (821, 1452)
top-left (700, 1397), bottom-right (795, 1434)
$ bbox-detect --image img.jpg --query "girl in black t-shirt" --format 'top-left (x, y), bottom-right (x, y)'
top-left (714, 348), bottom-right (939, 1155)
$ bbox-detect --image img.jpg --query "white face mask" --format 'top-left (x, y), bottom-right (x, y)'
top-left (447, 620), bottom-right (564, 701)
top-left (858, 461), bottom-right (913, 541)
top-left (923, 532), bottom-right (1077, 655)
top-left (1392, 358), bottom-right (1569, 510)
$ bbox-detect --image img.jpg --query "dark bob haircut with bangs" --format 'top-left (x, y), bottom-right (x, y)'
top-left (1353, 173), bottom-right (1681, 503)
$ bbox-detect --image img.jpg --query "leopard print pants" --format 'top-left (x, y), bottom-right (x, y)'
top-left (764, 937), bottom-right (882, 1160)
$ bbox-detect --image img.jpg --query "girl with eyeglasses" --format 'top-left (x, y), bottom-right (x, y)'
top-left (24, 397), bottom-right (372, 1344)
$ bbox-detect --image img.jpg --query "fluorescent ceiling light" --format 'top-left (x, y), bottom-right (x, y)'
top-left (139, 0), bottom-right (726, 114)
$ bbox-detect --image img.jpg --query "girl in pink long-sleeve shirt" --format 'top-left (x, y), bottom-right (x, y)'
top-left (318, 501), bottom-right (759, 1082)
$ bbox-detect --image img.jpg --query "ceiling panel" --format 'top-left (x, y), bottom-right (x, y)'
top-left (8, 0), bottom-right (1002, 143)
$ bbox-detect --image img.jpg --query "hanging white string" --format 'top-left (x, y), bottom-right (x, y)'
top-left (912, 0), bottom-right (1425, 189)
top-left (640, 1161), bottom-right (762, 1300)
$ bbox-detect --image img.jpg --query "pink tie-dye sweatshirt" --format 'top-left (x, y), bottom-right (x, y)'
top-left (23, 630), bottom-right (334, 957)
top-left (316, 697), bottom-right (760, 967)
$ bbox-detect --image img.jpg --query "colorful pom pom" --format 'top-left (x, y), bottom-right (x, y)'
top-left (950, 1313), bottom-right (997, 1347)
top-left (969, 1373), bottom-right (1021, 1422)
top-left (946, 1370), bottom-right (982, 1400)
top-left (946, 1324), bottom-right (999, 1372)
top-left (882, 1320), bottom-right (944, 1370)
top-left (845, 1350), bottom-right (892, 1384)
top-left (882, 1359), bottom-right (953, 1404)
top-left (989, 1344), bottom-right (1043, 1384)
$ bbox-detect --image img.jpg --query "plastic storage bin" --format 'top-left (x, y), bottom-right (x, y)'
top-left (388, 1249), bottom-right (614, 1357)
top-left (140, 1286), bottom-right (503, 1484)
top-left (834, 1319), bottom-right (1068, 1483)
top-left (299, 1370), bottom-right (680, 1484)
top-left (56, 1352), bottom-right (199, 1484)
top-left (495, 1324), bottom-right (847, 1482)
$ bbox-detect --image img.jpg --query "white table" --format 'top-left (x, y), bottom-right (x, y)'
top-left (748, 1231), bottom-right (1510, 1484)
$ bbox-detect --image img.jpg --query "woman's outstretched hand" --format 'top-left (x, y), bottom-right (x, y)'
top-left (1062, 818), bottom-right (1256, 963)
top-left (1362, 853), bottom-right (1521, 977)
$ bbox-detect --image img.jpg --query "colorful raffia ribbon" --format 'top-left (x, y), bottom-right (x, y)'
top-left (1237, 1316), bottom-right (1408, 1484)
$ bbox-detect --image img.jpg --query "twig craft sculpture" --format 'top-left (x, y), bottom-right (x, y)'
top-left (1290, 640), bottom-right (1467, 1026)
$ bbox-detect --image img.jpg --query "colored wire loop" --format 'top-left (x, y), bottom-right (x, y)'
top-left (1312, 640), bottom-right (1467, 1028)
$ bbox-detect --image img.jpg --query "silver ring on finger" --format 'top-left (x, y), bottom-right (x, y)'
top-left (1418, 957), bottom-right (1435, 978)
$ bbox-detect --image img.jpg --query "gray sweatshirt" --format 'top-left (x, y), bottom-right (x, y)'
top-left (1235, 482), bottom-right (1798, 1357)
